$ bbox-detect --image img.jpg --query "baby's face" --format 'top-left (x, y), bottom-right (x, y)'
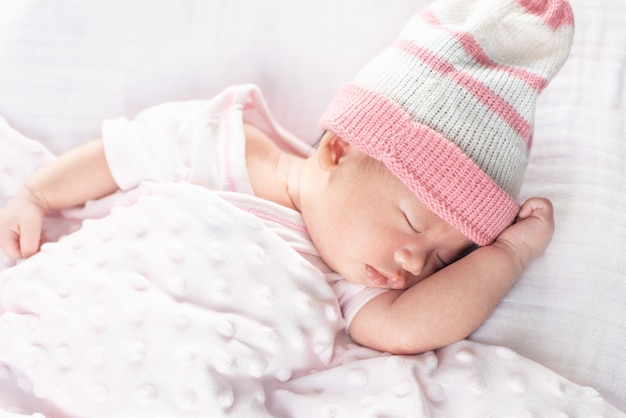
top-left (302, 136), bottom-right (473, 290)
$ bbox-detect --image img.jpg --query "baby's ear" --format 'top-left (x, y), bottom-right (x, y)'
top-left (318, 131), bottom-right (350, 171)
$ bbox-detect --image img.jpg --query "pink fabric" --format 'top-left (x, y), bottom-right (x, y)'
top-left (222, 90), bottom-right (238, 192)
top-left (321, 84), bottom-right (520, 245)
top-left (236, 205), bottom-right (309, 234)
top-left (417, 9), bottom-right (548, 93)
top-left (516, 0), bottom-right (575, 30)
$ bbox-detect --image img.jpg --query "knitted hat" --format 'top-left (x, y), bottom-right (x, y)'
top-left (320, 0), bottom-right (574, 245)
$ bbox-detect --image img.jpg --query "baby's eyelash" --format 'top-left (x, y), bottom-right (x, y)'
top-left (403, 213), bottom-right (419, 233)
top-left (437, 254), bottom-right (450, 268)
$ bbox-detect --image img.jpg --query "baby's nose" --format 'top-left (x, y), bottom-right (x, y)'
top-left (395, 248), bottom-right (424, 279)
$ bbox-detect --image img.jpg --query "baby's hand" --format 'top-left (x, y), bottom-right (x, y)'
top-left (494, 197), bottom-right (555, 268)
top-left (0, 187), bottom-right (48, 262)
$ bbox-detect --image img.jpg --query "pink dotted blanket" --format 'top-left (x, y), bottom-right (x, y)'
top-left (0, 119), bottom-right (622, 418)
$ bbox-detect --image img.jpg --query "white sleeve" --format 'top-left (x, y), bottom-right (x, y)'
top-left (101, 100), bottom-right (213, 190)
top-left (328, 274), bottom-right (387, 331)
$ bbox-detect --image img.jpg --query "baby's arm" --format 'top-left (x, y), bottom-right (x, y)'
top-left (0, 139), bottom-right (117, 261)
top-left (349, 197), bottom-right (554, 354)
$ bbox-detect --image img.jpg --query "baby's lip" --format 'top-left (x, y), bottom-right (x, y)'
top-left (365, 265), bottom-right (393, 287)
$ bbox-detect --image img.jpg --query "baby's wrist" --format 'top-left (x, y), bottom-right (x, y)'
top-left (490, 239), bottom-right (531, 273)
top-left (14, 185), bottom-right (50, 212)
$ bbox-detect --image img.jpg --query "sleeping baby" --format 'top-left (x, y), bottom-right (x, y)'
top-left (0, 0), bottom-right (572, 369)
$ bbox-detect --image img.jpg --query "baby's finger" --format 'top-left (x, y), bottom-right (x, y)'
top-left (0, 230), bottom-right (22, 262)
top-left (18, 220), bottom-right (43, 259)
top-left (518, 197), bottom-right (553, 220)
top-left (516, 200), bottom-right (536, 220)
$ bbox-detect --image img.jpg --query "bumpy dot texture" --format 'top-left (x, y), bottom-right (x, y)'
top-left (0, 182), bottom-right (343, 417)
top-left (269, 341), bottom-right (625, 418)
top-left (1, 122), bottom-right (624, 417)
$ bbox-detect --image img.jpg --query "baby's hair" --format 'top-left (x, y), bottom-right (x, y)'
top-left (312, 131), bottom-right (325, 149)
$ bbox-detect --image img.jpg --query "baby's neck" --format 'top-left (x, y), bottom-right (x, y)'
top-left (277, 151), bottom-right (303, 211)
top-left (244, 123), bottom-right (303, 211)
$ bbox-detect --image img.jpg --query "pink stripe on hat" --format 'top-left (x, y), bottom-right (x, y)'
top-left (517, 0), bottom-right (575, 29)
top-left (418, 9), bottom-right (548, 93)
top-left (320, 0), bottom-right (574, 245)
top-left (395, 39), bottom-right (534, 148)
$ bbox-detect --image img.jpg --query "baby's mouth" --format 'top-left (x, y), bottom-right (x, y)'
top-left (365, 265), bottom-right (394, 288)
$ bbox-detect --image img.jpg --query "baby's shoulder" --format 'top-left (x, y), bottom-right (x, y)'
top-left (243, 123), bottom-right (277, 160)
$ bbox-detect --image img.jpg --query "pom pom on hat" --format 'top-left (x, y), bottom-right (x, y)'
top-left (320, 0), bottom-right (574, 245)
